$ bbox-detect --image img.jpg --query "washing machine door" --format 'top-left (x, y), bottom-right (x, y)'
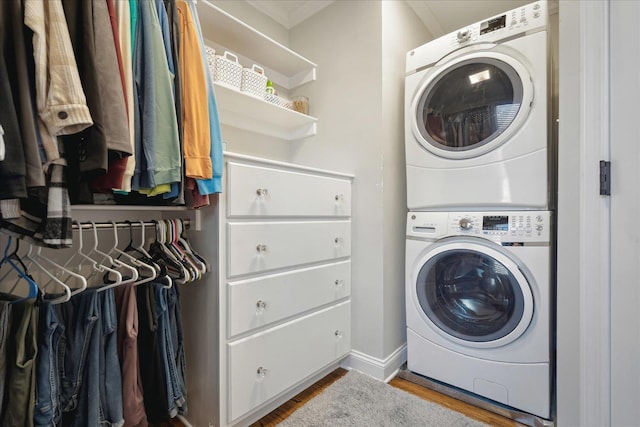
top-left (411, 49), bottom-right (534, 160)
top-left (413, 238), bottom-right (534, 348)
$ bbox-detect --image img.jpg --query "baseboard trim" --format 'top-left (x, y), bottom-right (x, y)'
top-left (341, 344), bottom-right (407, 382)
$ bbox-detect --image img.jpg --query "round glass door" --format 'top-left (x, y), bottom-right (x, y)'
top-left (412, 51), bottom-right (533, 159)
top-left (415, 242), bottom-right (533, 346)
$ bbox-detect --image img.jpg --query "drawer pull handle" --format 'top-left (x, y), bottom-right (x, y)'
top-left (335, 194), bottom-right (344, 202)
top-left (256, 300), bottom-right (267, 310)
top-left (256, 188), bottom-right (269, 197)
top-left (256, 244), bottom-right (267, 253)
top-left (257, 366), bottom-right (269, 379)
top-left (335, 330), bottom-right (343, 339)
top-left (334, 279), bottom-right (344, 287)
top-left (334, 237), bottom-right (343, 245)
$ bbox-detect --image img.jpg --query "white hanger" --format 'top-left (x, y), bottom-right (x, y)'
top-left (24, 244), bottom-right (71, 304)
top-left (62, 221), bottom-right (122, 288)
top-left (83, 221), bottom-right (135, 292)
top-left (106, 221), bottom-right (157, 286)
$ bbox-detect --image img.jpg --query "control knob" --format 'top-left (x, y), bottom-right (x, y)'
top-left (459, 218), bottom-right (473, 230)
top-left (457, 29), bottom-right (470, 43)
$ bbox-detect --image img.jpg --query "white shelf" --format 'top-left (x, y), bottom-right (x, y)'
top-left (196, 0), bottom-right (316, 89)
top-left (214, 83), bottom-right (317, 140)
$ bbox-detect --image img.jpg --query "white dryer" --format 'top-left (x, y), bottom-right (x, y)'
top-left (405, 211), bottom-right (552, 419)
top-left (405, 1), bottom-right (550, 210)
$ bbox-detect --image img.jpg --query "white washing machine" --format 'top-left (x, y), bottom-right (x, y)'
top-left (405, 211), bottom-right (552, 419)
top-left (405, 1), bottom-right (550, 210)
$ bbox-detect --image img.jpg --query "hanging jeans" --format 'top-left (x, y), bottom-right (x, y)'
top-left (60, 289), bottom-right (124, 427)
top-left (0, 300), bottom-right (13, 418)
top-left (137, 282), bottom-right (169, 423)
top-left (34, 301), bottom-right (65, 427)
top-left (154, 284), bottom-right (185, 418)
top-left (2, 300), bottom-right (38, 427)
top-left (167, 285), bottom-right (186, 415)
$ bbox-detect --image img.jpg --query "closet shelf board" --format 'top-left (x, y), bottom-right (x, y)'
top-left (214, 83), bottom-right (317, 140)
top-left (197, 0), bottom-right (317, 88)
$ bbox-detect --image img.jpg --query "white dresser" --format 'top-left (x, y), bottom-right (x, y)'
top-left (212, 153), bottom-right (353, 426)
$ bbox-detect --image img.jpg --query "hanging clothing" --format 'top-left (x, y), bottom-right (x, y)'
top-left (175, 0), bottom-right (212, 182)
top-left (114, 283), bottom-right (148, 427)
top-left (2, 0), bottom-right (45, 189)
top-left (114, 0), bottom-right (136, 194)
top-left (132, 0), bottom-right (181, 193)
top-left (186, 0), bottom-right (223, 195)
top-left (2, 300), bottom-right (38, 427)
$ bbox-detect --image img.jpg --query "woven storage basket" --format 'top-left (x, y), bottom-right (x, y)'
top-left (212, 51), bottom-right (242, 90)
top-left (204, 46), bottom-right (216, 79)
top-left (265, 93), bottom-right (292, 110)
top-left (241, 64), bottom-right (268, 99)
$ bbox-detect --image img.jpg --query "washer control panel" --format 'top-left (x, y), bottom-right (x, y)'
top-left (407, 211), bottom-right (551, 243)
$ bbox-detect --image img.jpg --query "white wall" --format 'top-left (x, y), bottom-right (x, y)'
top-left (210, 0), bottom-right (289, 46)
top-left (380, 0), bottom-right (431, 363)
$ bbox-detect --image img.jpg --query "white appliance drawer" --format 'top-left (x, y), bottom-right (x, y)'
top-left (226, 162), bottom-right (351, 217)
top-left (228, 260), bottom-right (351, 337)
top-left (227, 301), bottom-right (351, 422)
top-left (227, 221), bottom-right (351, 277)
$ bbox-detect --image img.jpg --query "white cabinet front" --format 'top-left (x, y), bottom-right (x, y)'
top-left (228, 260), bottom-right (351, 337)
top-left (227, 301), bottom-right (351, 422)
top-left (227, 221), bottom-right (351, 277)
top-left (227, 162), bottom-right (351, 218)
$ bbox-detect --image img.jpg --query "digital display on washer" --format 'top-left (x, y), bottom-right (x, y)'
top-left (480, 15), bottom-right (507, 35)
top-left (483, 215), bottom-right (509, 231)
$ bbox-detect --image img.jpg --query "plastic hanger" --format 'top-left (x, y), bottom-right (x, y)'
top-left (165, 220), bottom-right (199, 282)
top-left (83, 221), bottom-right (135, 292)
top-left (0, 236), bottom-right (39, 300)
top-left (174, 219), bottom-right (208, 276)
top-left (24, 243), bottom-right (71, 304)
top-left (61, 221), bottom-right (122, 288)
top-left (31, 244), bottom-right (87, 297)
top-left (149, 220), bottom-right (187, 285)
top-left (107, 221), bottom-right (157, 286)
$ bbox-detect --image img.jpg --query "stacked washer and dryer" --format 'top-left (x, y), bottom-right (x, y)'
top-left (404, 1), bottom-right (553, 422)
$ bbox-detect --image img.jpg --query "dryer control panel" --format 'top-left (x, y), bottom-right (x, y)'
top-left (406, 0), bottom-right (548, 75)
top-left (407, 211), bottom-right (551, 243)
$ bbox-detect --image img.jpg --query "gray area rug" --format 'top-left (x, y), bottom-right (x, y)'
top-left (277, 370), bottom-right (488, 426)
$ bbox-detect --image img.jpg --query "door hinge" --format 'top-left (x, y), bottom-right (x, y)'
top-left (600, 160), bottom-right (611, 196)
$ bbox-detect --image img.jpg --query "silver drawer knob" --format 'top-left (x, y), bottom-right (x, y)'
top-left (256, 244), bottom-right (267, 253)
top-left (256, 300), bottom-right (267, 310)
top-left (256, 188), bottom-right (269, 197)
top-left (257, 366), bottom-right (268, 379)
top-left (335, 330), bottom-right (343, 338)
top-left (335, 194), bottom-right (344, 202)
top-left (334, 237), bottom-right (343, 245)
top-left (334, 279), bottom-right (344, 287)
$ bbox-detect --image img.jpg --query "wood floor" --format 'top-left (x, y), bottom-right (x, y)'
top-left (251, 368), bottom-right (523, 427)
top-left (168, 368), bottom-right (525, 426)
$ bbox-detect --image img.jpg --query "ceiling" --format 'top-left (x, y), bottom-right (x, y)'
top-left (246, 0), bottom-right (548, 36)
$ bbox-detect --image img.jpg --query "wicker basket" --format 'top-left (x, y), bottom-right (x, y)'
top-left (204, 46), bottom-right (216, 79)
top-left (241, 64), bottom-right (268, 99)
top-left (212, 51), bottom-right (242, 90)
top-left (264, 93), bottom-right (292, 110)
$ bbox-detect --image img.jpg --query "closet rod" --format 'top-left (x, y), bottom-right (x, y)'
top-left (72, 220), bottom-right (190, 230)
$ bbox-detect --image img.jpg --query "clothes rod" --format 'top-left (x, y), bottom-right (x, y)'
top-left (72, 220), bottom-right (190, 230)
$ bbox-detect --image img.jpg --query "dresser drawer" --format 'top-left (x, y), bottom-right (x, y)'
top-left (228, 261), bottom-right (351, 337)
top-left (227, 301), bottom-right (350, 422)
top-left (226, 162), bottom-right (351, 218)
top-left (227, 221), bottom-right (351, 277)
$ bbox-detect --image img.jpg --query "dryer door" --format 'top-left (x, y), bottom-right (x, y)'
top-left (413, 238), bottom-right (534, 348)
top-left (411, 50), bottom-right (534, 160)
